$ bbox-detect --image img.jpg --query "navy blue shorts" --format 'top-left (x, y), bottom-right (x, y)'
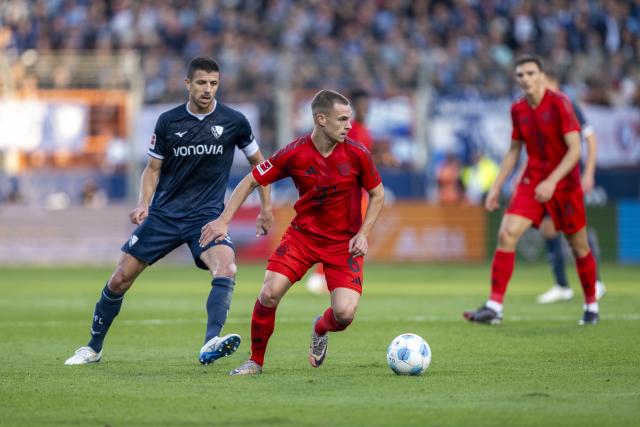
top-left (121, 214), bottom-right (234, 270)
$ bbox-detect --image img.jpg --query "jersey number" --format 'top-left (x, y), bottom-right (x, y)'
top-left (313, 185), bottom-right (337, 205)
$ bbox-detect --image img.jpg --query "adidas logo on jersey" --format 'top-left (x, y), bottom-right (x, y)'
top-left (172, 145), bottom-right (223, 157)
top-left (129, 234), bottom-right (139, 248)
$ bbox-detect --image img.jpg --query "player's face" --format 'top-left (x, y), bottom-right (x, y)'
top-left (515, 62), bottom-right (544, 96)
top-left (320, 103), bottom-right (352, 143)
top-left (186, 70), bottom-right (220, 113)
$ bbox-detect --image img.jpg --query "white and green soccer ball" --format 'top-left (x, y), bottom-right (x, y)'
top-left (386, 333), bottom-right (431, 376)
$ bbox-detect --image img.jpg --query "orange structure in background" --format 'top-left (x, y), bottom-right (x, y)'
top-left (13, 89), bottom-right (130, 170)
top-left (265, 203), bottom-right (486, 263)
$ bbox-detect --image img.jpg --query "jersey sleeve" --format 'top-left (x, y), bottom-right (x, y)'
top-left (571, 100), bottom-right (594, 137)
top-left (358, 149), bottom-right (382, 191)
top-left (510, 105), bottom-right (523, 141)
top-left (252, 146), bottom-right (290, 186)
top-left (558, 96), bottom-right (581, 135)
top-left (236, 115), bottom-right (259, 157)
top-left (148, 114), bottom-right (168, 160)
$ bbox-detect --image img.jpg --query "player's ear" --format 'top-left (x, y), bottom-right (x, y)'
top-left (315, 113), bottom-right (326, 127)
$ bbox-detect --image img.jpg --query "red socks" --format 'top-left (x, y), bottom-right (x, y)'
top-left (314, 307), bottom-right (351, 336)
top-left (576, 251), bottom-right (597, 304)
top-left (249, 299), bottom-right (277, 366)
top-left (489, 250), bottom-right (515, 304)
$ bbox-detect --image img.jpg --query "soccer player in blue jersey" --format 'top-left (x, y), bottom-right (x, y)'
top-left (65, 57), bottom-right (273, 366)
top-left (535, 70), bottom-right (606, 304)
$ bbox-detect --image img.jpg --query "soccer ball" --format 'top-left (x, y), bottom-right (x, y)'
top-left (386, 333), bottom-right (431, 376)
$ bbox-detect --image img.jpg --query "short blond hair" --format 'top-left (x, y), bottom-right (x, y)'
top-left (311, 90), bottom-right (350, 116)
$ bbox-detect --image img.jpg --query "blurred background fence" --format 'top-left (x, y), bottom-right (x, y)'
top-left (1, 0), bottom-right (639, 265)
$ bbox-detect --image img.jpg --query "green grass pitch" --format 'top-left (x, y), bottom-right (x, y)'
top-left (1, 262), bottom-right (639, 426)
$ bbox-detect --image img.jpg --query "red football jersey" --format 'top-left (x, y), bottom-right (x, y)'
top-left (253, 135), bottom-right (382, 242)
top-left (511, 89), bottom-right (582, 190)
top-left (347, 120), bottom-right (373, 151)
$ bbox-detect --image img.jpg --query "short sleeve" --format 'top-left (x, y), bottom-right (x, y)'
top-left (359, 149), bottom-right (382, 191)
top-left (558, 96), bottom-right (581, 135)
top-left (510, 105), bottom-right (523, 141)
top-left (572, 101), bottom-right (594, 137)
top-left (252, 146), bottom-right (290, 186)
top-left (148, 115), bottom-right (168, 160)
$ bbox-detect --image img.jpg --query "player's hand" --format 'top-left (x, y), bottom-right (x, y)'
top-left (199, 219), bottom-right (228, 248)
top-left (349, 233), bottom-right (368, 257)
top-left (129, 204), bottom-right (148, 225)
top-left (581, 172), bottom-right (595, 193)
top-left (534, 179), bottom-right (556, 202)
top-left (255, 208), bottom-right (274, 237)
top-left (484, 187), bottom-right (500, 212)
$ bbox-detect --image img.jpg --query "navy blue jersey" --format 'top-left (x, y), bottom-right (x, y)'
top-left (147, 102), bottom-right (258, 220)
top-left (571, 100), bottom-right (594, 138)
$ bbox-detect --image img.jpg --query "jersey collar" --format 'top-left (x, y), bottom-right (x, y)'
top-left (186, 99), bottom-right (217, 121)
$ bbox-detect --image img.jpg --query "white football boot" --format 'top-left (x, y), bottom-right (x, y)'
top-left (536, 285), bottom-right (574, 304)
top-left (596, 280), bottom-right (606, 300)
top-left (64, 346), bottom-right (102, 365)
top-left (199, 333), bottom-right (241, 365)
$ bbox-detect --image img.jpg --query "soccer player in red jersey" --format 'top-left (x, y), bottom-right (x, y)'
top-left (306, 88), bottom-right (374, 294)
top-left (199, 90), bottom-right (385, 375)
top-left (463, 55), bottom-right (600, 326)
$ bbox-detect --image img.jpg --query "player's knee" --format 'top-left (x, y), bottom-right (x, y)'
top-left (568, 241), bottom-right (590, 258)
top-left (108, 269), bottom-right (134, 294)
top-left (215, 261), bottom-right (237, 278)
top-left (497, 227), bottom-right (518, 249)
top-left (333, 305), bottom-right (356, 326)
top-left (258, 287), bottom-right (281, 308)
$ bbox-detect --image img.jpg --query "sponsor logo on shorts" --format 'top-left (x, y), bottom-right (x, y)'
top-left (350, 276), bottom-right (362, 286)
top-left (257, 160), bottom-right (273, 176)
top-left (129, 234), bottom-right (139, 248)
top-left (275, 243), bottom-right (288, 257)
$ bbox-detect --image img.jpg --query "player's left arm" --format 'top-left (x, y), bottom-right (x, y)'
top-left (573, 101), bottom-right (597, 192)
top-left (199, 172), bottom-right (262, 247)
top-left (581, 132), bottom-right (597, 193)
top-left (535, 131), bottom-right (581, 202)
top-left (246, 151), bottom-right (273, 236)
top-left (349, 183), bottom-right (384, 257)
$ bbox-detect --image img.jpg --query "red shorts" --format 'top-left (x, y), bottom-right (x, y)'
top-left (507, 183), bottom-right (586, 234)
top-left (267, 226), bottom-right (364, 294)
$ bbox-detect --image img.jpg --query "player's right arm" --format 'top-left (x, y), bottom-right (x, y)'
top-left (199, 172), bottom-right (261, 247)
top-left (485, 139), bottom-right (523, 212)
top-left (129, 157), bottom-right (162, 225)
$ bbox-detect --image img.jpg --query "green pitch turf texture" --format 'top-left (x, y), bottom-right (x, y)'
top-left (1, 263), bottom-right (638, 427)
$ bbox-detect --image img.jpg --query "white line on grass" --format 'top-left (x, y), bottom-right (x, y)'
top-left (1, 313), bottom-right (639, 328)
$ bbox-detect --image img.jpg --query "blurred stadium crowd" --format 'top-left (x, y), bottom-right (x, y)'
top-left (3, 0), bottom-right (640, 103)
top-left (1, 0), bottom-right (639, 204)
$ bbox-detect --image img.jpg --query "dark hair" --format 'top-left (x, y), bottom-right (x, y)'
top-left (514, 55), bottom-right (544, 71)
top-left (544, 68), bottom-right (560, 82)
top-left (311, 89), bottom-right (350, 116)
top-left (187, 56), bottom-right (220, 79)
top-left (351, 88), bottom-right (370, 102)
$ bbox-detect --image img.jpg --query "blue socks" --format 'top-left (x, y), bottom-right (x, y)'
top-left (88, 284), bottom-right (124, 352)
top-left (545, 236), bottom-right (569, 288)
top-left (205, 277), bottom-right (235, 343)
